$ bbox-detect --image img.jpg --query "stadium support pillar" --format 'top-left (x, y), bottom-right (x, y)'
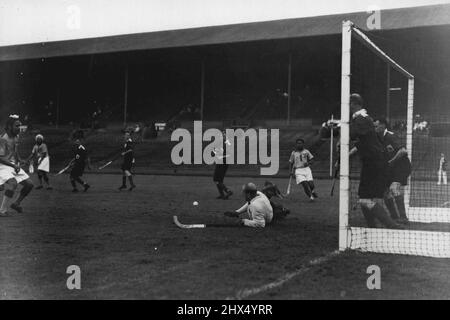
top-left (339, 21), bottom-right (352, 252)
top-left (386, 64), bottom-right (391, 122)
top-left (56, 86), bottom-right (60, 129)
top-left (123, 63), bottom-right (129, 128)
top-left (200, 60), bottom-right (205, 121)
top-left (287, 53), bottom-right (292, 125)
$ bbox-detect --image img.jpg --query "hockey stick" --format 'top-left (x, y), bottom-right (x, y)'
top-left (285, 175), bottom-right (293, 196)
top-left (97, 151), bottom-right (127, 170)
top-left (330, 160), bottom-right (339, 196)
top-left (173, 216), bottom-right (240, 229)
top-left (98, 160), bottom-right (113, 170)
top-left (56, 159), bottom-right (74, 175)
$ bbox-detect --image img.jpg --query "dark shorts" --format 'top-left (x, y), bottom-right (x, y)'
top-left (213, 164), bottom-right (228, 183)
top-left (70, 165), bottom-right (85, 179)
top-left (121, 162), bottom-right (133, 172)
top-left (358, 158), bottom-right (389, 199)
top-left (389, 158), bottom-right (412, 186)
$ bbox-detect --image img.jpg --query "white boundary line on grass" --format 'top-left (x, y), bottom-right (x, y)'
top-left (226, 250), bottom-right (340, 300)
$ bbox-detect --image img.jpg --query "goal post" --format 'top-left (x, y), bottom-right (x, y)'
top-left (339, 20), bottom-right (450, 258)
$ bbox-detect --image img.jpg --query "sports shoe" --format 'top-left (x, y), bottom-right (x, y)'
top-left (10, 203), bottom-right (23, 213)
top-left (397, 218), bottom-right (409, 225)
top-left (0, 211), bottom-right (10, 217)
top-left (129, 185), bottom-right (136, 191)
top-left (83, 184), bottom-right (90, 192)
top-left (72, 188), bottom-right (79, 193)
top-left (216, 195), bottom-right (225, 199)
top-left (312, 192), bottom-right (319, 198)
top-left (35, 185), bottom-right (43, 190)
top-left (223, 190), bottom-right (233, 200)
top-left (118, 185), bottom-right (127, 191)
top-left (310, 196), bottom-right (315, 202)
top-left (46, 186), bottom-right (53, 190)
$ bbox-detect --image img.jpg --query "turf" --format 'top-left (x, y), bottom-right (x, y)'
top-left (0, 174), bottom-right (449, 299)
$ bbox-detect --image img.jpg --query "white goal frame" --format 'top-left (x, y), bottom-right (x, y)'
top-left (339, 20), bottom-right (450, 258)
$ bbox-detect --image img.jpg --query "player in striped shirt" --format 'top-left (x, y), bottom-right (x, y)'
top-left (289, 138), bottom-right (318, 201)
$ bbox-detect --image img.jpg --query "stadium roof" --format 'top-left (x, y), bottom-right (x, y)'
top-left (1, 3), bottom-right (449, 62)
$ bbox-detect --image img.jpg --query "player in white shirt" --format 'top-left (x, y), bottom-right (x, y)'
top-left (289, 138), bottom-right (318, 201)
top-left (224, 182), bottom-right (273, 228)
top-left (27, 134), bottom-right (52, 190)
top-left (0, 115), bottom-right (34, 216)
top-left (438, 153), bottom-right (447, 185)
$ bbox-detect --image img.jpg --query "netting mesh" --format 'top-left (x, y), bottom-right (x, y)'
top-left (343, 23), bottom-right (450, 258)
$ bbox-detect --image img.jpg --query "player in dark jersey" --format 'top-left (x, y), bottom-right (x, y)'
top-left (119, 131), bottom-right (136, 191)
top-left (213, 131), bottom-right (233, 200)
top-left (70, 137), bottom-right (91, 192)
top-left (349, 94), bottom-right (402, 229)
top-left (374, 117), bottom-right (411, 224)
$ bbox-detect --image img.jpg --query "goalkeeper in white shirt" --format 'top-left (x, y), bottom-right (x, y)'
top-left (224, 182), bottom-right (273, 228)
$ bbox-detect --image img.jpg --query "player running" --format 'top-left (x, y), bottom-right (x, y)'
top-left (212, 131), bottom-right (232, 200)
top-left (374, 118), bottom-right (411, 224)
top-left (27, 134), bottom-right (52, 190)
top-left (119, 131), bottom-right (136, 191)
top-left (289, 138), bottom-right (318, 201)
top-left (0, 115), bottom-right (34, 216)
top-left (69, 137), bottom-right (91, 192)
top-left (348, 94), bottom-right (402, 229)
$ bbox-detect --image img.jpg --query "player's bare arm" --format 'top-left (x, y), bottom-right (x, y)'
top-left (0, 157), bottom-right (19, 171)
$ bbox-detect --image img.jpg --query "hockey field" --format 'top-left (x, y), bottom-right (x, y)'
top-left (0, 174), bottom-right (449, 299)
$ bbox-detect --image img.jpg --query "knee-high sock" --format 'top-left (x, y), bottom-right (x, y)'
top-left (372, 203), bottom-right (398, 228)
top-left (43, 172), bottom-right (50, 185)
top-left (215, 182), bottom-right (224, 196)
top-left (444, 172), bottom-right (448, 185)
top-left (71, 179), bottom-right (77, 189)
top-left (128, 176), bottom-right (135, 187)
top-left (14, 184), bottom-right (33, 205)
top-left (394, 195), bottom-right (408, 219)
top-left (121, 176), bottom-right (127, 187)
top-left (37, 172), bottom-right (43, 186)
top-left (361, 206), bottom-right (377, 228)
top-left (222, 184), bottom-right (231, 194)
top-left (75, 177), bottom-right (85, 186)
top-left (301, 181), bottom-right (312, 197)
top-left (0, 190), bottom-right (14, 213)
top-left (308, 181), bottom-right (315, 192)
top-left (384, 198), bottom-right (399, 219)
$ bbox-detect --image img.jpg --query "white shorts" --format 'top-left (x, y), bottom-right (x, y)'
top-left (37, 156), bottom-right (50, 172)
top-left (295, 167), bottom-right (313, 184)
top-left (0, 164), bottom-right (30, 185)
